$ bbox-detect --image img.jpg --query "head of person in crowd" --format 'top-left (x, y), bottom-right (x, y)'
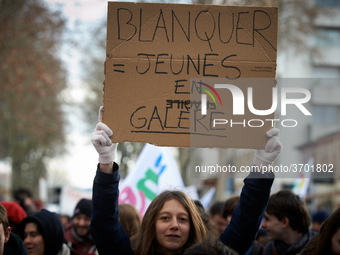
top-left (13, 188), bottom-right (38, 216)
top-left (71, 198), bottom-right (92, 238)
top-left (300, 207), bottom-right (340, 255)
top-left (209, 201), bottom-right (228, 237)
top-left (19, 209), bottom-right (68, 255)
top-left (256, 227), bottom-right (269, 247)
top-left (118, 204), bottom-right (141, 238)
top-left (222, 195), bottom-right (264, 255)
top-left (130, 190), bottom-right (207, 255)
top-left (64, 198), bottom-right (95, 255)
top-left (0, 204), bottom-right (11, 255)
top-left (1, 203), bottom-right (28, 255)
top-left (58, 214), bottom-right (70, 229)
top-left (221, 196), bottom-right (240, 226)
top-left (311, 210), bottom-right (328, 233)
top-left (193, 200), bottom-right (212, 233)
top-left (261, 190), bottom-right (311, 254)
top-left (0, 201), bottom-right (27, 235)
top-left (183, 234), bottom-right (239, 255)
top-left (262, 190), bottom-right (311, 238)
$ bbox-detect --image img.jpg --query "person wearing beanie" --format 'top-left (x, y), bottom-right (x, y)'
top-left (311, 210), bottom-right (328, 232)
top-left (64, 198), bottom-right (97, 255)
top-left (13, 188), bottom-right (39, 216)
top-left (19, 209), bottom-right (70, 255)
top-left (0, 201), bottom-right (27, 235)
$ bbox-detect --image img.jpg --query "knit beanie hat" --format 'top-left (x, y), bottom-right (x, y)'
top-left (73, 198), bottom-right (92, 218)
top-left (0, 201), bottom-right (27, 225)
top-left (19, 209), bottom-right (64, 255)
top-left (312, 211), bottom-right (328, 223)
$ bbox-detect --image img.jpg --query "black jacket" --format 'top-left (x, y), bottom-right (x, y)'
top-left (4, 232), bottom-right (28, 255)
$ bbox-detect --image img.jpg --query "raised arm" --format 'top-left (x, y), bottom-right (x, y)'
top-left (89, 118), bottom-right (133, 255)
top-left (220, 128), bottom-right (282, 254)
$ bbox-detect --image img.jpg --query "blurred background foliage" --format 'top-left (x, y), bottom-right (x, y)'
top-left (0, 0), bottom-right (67, 196)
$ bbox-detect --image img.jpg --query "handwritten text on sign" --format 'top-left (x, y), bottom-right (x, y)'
top-left (104, 2), bottom-right (278, 148)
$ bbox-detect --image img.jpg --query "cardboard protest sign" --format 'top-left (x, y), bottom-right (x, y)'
top-left (103, 2), bottom-right (278, 148)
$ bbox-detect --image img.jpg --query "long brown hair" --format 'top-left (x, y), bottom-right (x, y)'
top-left (300, 207), bottom-right (340, 255)
top-left (131, 190), bottom-right (207, 255)
top-left (119, 204), bottom-right (142, 238)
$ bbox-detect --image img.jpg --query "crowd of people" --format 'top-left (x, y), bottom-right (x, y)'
top-left (0, 195), bottom-right (98, 255)
top-left (0, 118), bottom-right (340, 255)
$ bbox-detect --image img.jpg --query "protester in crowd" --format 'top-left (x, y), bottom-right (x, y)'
top-left (221, 195), bottom-right (264, 255)
top-left (64, 198), bottom-right (97, 255)
top-left (261, 190), bottom-right (312, 255)
top-left (311, 210), bottom-right (328, 233)
top-left (118, 204), bottom-right (142, 238)
top-left (59, 214), bottom-right (71, 229)
top-left (194, 200), bottom-right (213, 233)
top-left (300, 207), bottom-right (340, 255)
top-left (89, 114), bottom-right (281, 255)
top-left (0, 203), bottom-right (11, 255)
top-left (0, 204), bottom-right (27, 255)
top-left (209, 201), bottom-right (228, 237)
top-left (0, 201), bottom-right (27, 236)
top-left (19, 209), bottom-right (70, 255)
top-left (221, 196), bottom-right (240, 226)
top-left (256, 228), bottom-right (269, 247)
top-left (13, 188), bottom-right (39, 216)
top-left (94, 185), bottom-right (207, 255)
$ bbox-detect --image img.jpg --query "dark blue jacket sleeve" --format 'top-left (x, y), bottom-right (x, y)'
top-left (219, 171), bottom-right (274, 255)
top-left (89, 163), bottom-right (133, 255)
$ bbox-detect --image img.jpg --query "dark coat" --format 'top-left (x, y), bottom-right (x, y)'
top-left (90, 163), bottom-right (274, 255)
top-left (4, 232), bottom-right (28, 255)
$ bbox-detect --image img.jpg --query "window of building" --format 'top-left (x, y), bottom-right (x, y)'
top-left (312, 105), bottom-right (339, 124)
top-left (315, 29), bottom-right (340, 47)
top-left (316, 0), bottom-right (340, 7)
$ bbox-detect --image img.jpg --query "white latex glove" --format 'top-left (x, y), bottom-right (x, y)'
top-left (91, 107), bottom-right (117, 164)
top-left (253, 128), bottom-right (282, 169)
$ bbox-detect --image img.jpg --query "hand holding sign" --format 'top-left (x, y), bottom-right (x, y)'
top-left (253, 128), bottom-right (282, 169)
top-left (91, 107), bottom-right (117, 165)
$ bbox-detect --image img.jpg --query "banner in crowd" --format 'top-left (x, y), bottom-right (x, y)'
top-left (118, 143), bottom-right (185, 216)
top-left (59, 186), bottom-right (92, 216)
top-left (292, 157), bottom-right (313, 199)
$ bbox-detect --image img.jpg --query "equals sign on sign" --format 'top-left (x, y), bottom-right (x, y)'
top-left (113, 64), bottom-right (125, 73)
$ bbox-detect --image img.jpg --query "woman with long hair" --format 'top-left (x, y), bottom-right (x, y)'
top-left (130, 190), bottom-right (207, 255)
top-left (300, 207), bottom-right (340, 255)
top-left (90, 120), bottom-right (281, 255)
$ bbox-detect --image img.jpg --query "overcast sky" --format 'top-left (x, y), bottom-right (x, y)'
top-left (45, 0), bottom-right (108, 189)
